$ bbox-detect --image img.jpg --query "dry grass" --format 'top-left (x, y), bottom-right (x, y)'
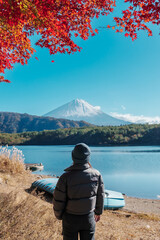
top-left (0, 171), bottom-right (62, 240)
top-left (0, 146), bottom-right (25, 174)
top-left (0, 190), bottom-right (62, 240)
top-left (135, 213), bottom-right (160, 221)
top-left (0, 172), bottom-right (160, 240)
top-left (0, 155), bottom-right (25, 174)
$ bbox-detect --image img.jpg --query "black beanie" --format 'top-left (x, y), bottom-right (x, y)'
top-left (72, 143), bottom-right (91, 164)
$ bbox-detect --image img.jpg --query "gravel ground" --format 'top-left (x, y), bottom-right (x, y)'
top-left (124, 195), bottom-right (160, 215)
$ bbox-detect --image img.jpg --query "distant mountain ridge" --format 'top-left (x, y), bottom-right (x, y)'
top-left (44, 99), bottom-right (129, 126)
top-left (0, 112), bottom-right (92, 133)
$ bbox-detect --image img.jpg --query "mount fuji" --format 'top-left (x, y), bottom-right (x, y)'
top-left (44, 99), bottom-right (129, 126)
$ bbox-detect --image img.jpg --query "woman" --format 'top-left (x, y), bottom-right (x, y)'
top-left (53, 143), bottom-right (104, 240)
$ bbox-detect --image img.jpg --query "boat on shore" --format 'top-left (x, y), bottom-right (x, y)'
top-left (32, 178), bottom-right (125, 209)
top-left (25, 163), bottom-right (44, 172)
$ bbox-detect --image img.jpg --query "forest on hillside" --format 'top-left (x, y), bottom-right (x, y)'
top-left (1, 124), bottom-right (160, 146)
top-left (0, 112), bottom-right (92, 133)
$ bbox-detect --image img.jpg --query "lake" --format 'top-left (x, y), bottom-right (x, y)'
top-left (16, 145), bottom-right (160, 199)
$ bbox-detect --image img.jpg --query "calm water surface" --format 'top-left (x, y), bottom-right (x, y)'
top-left (17, 145), bottom-right (160, 199)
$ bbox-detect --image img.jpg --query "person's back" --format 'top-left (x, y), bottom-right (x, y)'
top-left (53, 143), bottom-right (104, 240)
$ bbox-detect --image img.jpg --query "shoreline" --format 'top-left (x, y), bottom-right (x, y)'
top-left (123, 195), bottom-right (160, 215)
top-left (3, 143), bottom-right (160, 147)
top-left (0, 172), bottom-right (160, 239)
top-left (1, 171), bottom-right (160, 216)
top-left (35, 174), bottom-right (160, 216)
top-left (2, 171), bottom-right (160, 216)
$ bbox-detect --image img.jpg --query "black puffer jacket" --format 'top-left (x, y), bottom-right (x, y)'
top-left (53, 163), bottom-right (104, 220)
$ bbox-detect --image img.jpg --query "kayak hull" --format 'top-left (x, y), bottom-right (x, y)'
top-left (104, 190), bottom-right (125, 209)
top-left (32, 178), bottom-right (125, 209)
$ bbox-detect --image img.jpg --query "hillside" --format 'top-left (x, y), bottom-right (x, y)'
top-left (0, 112), bottom-right (92, 133)
top-left (1, 124), bottom-right (160, 146)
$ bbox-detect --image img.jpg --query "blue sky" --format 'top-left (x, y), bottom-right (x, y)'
top-left (1, 4), bottom-right (160, 123)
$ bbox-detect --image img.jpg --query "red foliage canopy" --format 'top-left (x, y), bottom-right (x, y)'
top-left (114, 0), bottom-right (160, 40)
top-left (0, 0), bottom-right (159, 83)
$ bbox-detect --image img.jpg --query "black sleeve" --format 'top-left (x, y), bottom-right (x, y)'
top-left (95, 174), bottom-right (105, 215)
top-left (53, 174), bottom-right (67, 220)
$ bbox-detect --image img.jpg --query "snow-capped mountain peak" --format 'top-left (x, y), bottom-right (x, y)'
top-left (44, 99), bottom-right (129, 126)
top-left (64, 99), bottom-right (102, 117)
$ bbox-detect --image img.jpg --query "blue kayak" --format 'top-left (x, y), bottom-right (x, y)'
top-left (32, 178), bottom-right (125, 209)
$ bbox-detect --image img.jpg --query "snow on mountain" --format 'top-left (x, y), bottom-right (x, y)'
top-left (44, 99), bottom-right (129, 126)
top-left (45, 99), bottom-right (102, 118)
